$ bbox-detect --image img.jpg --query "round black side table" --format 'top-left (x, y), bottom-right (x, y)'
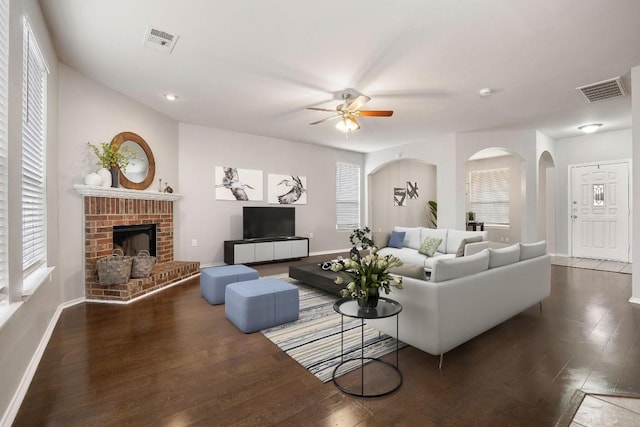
top-left (332, 296), bottom-right (403, 397)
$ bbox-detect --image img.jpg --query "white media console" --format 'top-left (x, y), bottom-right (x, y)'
top-left (224, 237), bottom-right (309, 264)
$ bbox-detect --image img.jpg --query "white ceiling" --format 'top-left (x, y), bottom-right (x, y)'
top-left (39, 0), bottom-right (640, 153)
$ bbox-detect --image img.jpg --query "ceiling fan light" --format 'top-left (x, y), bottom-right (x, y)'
top-left (335, 116), bottom-right (360, 133)
top-left (578, 123), bottom-right (602, 134)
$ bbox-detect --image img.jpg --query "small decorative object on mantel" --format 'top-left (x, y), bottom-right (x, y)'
top-left (87, 141), bottom-right (137, 188)
top-left (348, 226), bottom-right (373, 260)
top-left (97, 167), bottom-right (112, 188)
top-left (164, 183), bottom-right (173, 193)
top-left (331, 247), bottom-right (403, 310)
top-left (84, 171), bottom-right (102, 186)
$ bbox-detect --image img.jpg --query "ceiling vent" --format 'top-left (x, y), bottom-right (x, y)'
top-left (576, 77), bottom-right (626, 103)
top-left (143, 27), bottom-right (179, 54)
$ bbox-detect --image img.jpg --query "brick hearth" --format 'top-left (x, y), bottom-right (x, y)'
top-left (81, 192), bottom-right (199, 302)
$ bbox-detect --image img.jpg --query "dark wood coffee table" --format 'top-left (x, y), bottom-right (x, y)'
top-left (288, 262), bottom-right (345, 296)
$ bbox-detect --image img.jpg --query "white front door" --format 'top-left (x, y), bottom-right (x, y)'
top-left (570, 161), bottom-right (630, 262)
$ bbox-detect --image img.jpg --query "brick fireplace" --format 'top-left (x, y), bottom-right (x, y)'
top-left (77, 186), bottom-right (199, 302)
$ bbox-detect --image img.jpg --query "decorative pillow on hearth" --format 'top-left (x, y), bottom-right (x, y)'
top-left (418, 236), bottom-right (443, 257)
top-left (388, 231), bottom-right (406, 249)
top-left (455, 235), bottom-right (483, 257)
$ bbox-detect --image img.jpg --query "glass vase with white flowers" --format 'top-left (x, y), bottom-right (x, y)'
top-left (331, 247), bottom-right (403, 309)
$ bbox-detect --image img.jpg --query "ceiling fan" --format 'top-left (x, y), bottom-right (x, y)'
top-left (307, 93), bottom-right (393, 133)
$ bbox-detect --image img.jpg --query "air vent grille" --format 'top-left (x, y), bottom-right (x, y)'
top-left (576, 77), bottom-right (626, 103)
top-left (143, 26), bottom-right (179, 54)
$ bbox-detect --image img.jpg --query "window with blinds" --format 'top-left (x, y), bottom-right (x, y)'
top-left (468, 167), bottom-right (510, 226)
top-left (22, 20), bottom-right (48, 277)
top-left (0, 0), bottom-right (8, 304)
top-left (336, 162), bottom-right (360, 230)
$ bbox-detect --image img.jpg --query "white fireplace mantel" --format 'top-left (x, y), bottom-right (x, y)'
top-left (73, 184), bottom-right (181, 201)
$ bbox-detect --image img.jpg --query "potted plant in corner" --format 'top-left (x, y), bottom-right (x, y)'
top-left (87, 141), bottom-right (136, 188)
top-left (331, 247), bottom-right (404, 310)
top-left (348, 226), bottom-right (374, 260)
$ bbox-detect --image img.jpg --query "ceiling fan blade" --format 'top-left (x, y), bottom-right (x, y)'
top-left (309, 115), bottom-right (341, 125)
top-left (357, 110), bottom-right (394, 117)
top-left (306, 107), bottom-right (338, 112)
top-left (346, 95), bottom-right (371, 112)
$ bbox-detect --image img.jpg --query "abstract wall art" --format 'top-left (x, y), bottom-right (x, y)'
top-left (268, 174), bottom-right (307, 204)
top-left (407, 181), bottom-right (419, 199)
top-left (394, 187), bottom-right (407, 206)
top-left (215, 166), bottom-right (263, 201)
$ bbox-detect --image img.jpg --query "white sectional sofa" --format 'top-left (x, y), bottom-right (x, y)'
top-left (376, 226), bottom-right (489, 271)
top-left (369, 241), bottom-right (551, 368)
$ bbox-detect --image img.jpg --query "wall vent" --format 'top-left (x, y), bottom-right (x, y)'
top-left (143, 26), bottom-right (179, 54)
top-left (576, 77), bottom-right (626, 103)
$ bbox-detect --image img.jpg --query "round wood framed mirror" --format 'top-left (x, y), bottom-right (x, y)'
top-left (110, 131), bottom-right (156, 190)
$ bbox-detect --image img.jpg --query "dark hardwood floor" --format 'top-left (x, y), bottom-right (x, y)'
top-left (14, 255), bottom-right (640, 426)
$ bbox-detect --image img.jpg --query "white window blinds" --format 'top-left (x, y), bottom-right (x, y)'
top-left (22, 20), bottom-right (48, 276)
top-left (468, 168), bottom-right (510, 225)
top-left (336, 162), bottom-right (360, 230)
top-left (0, 0), bottom-right (8, 303)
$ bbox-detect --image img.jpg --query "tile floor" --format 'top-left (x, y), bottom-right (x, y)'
top-left (563, 393), bottom-right (640, 427)
top-left (552, 256), bottom-right (632, 274)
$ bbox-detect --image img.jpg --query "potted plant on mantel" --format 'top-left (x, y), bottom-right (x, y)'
top-left (331, 247), bottom-right (404, 310)
top-left (87, 142), bottom-right (136, 188)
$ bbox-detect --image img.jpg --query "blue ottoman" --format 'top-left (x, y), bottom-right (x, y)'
top-left (225, 278), bottom-right (299, 333)
top-left (201, 265), bottom-right (259, 305)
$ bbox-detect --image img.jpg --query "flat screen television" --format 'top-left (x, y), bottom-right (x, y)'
top-left (243, 206), bottom-right (295, 239)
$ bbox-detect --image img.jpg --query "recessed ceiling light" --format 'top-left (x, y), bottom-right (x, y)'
top-left (164, 93), bottom-right (178, 101)
top-left (478, 88), bottom-right (492, 97)
top-left (578, 123), bottom-right (602, 134)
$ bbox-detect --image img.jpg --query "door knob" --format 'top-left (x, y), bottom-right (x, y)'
top-left (571, 215), bottom-right (578, 219)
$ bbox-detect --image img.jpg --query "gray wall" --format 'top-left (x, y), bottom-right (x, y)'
top-left (369, 159), bottom-right (436, 232)
top-left (176, 123), bottom-right (365, 266)
top-left (465, 155), bottom-right (522, 244)
top-left (553, 129), bottom-right (631, 256)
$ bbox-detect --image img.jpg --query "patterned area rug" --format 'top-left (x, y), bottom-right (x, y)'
top-left (261, 276), bottom-right (406, 383)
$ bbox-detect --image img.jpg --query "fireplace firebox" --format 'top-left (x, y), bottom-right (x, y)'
top-left (113, 224), bottom-right (157, 257)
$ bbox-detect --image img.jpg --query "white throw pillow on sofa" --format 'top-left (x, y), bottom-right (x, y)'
top-left (520, 241), bottom-right (547, 260)
top-left (393, 226), bottom-right (422, 250)
top-left (431, 249), bottom-right (490, 282)
top-left (489, 244), bottom-right (520, 268)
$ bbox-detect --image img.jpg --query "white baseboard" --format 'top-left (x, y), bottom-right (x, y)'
top-left (629, 297), bottom-right (640, 305)
top-left (85, 273), bottom-right (200, 305)
top-left (1, 296), bottom-right (84, 427)
top-left (310, 248), bottom-right (350, 257)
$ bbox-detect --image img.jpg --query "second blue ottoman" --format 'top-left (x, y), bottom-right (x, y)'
top-left (225, 278), bottom-right (299, 333)
top-left (201, 264), bottom-right (259, 305)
